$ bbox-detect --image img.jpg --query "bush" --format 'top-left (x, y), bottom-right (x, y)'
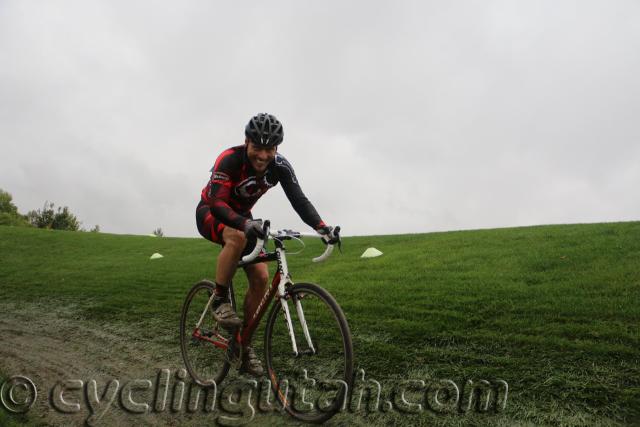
top-left (1, 189), bottom-right (84, 232)
top-left (0, 189), bottom-right (30, 227)
top-left (0, 212), bottom-right (30, 226)
top-left (152, 227), bottom-right (164, 237)
top-left (0, 189), bottom-right (18, 216)
top-left (27, 202), bottom-right (81, 231)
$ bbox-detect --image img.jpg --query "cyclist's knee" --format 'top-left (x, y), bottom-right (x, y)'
top-left (255, 269), bottom-right (269, 287)
top-left (247, 265), bottom-right (269, 289)
top-left (223, 228), bottom-right (247, 250)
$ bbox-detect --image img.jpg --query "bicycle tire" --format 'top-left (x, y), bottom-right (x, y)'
top-left (180, 279), bottom-right (234, 386)
top-left (264, 282), bottom-right (354, 423)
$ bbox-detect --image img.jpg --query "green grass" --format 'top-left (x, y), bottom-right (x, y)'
top-left (0, 408), bottom-right (29, 427)
top-left (1, 222), bottom-right (639, 425)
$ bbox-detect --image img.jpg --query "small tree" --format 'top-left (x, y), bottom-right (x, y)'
top-left (152, 227), bottom-right (164, 237)
top-left (90, 225), bottom-right (100, 233)
top-left (0, 189), bottom-right (19, 216)
top-left (28, 202), bottom-right (81, 231)
top-left (27, 202), bottom-right (54, 228)
top-left (52, 206), bottom-right (80, 231)
top-left (0, 189), bottom-right (30, 227)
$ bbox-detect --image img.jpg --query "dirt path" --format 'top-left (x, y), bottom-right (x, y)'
top-left (0, 301), bottom-right (292, 426)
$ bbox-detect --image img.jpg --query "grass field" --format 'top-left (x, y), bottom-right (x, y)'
top-left (1, 222), bottom-right (639, 426)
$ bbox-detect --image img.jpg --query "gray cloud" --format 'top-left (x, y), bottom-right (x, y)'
top-left (1, 0), bottom-right (638, 236)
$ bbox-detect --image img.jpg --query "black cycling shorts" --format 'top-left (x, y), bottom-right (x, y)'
top-left (195, 200), bottom-right (258, 257)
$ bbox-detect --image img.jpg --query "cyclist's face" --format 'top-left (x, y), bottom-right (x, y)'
top-left (245, 140), bottom-right (277, 173)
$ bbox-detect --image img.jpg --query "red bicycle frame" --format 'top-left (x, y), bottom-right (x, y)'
top-left (190, 249), bottom-right (286, 351)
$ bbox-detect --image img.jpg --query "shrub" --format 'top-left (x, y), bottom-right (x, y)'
top-left (27, 202), bottom-right (81, 231)
top-left (0, 189), bottom-right (30, 227)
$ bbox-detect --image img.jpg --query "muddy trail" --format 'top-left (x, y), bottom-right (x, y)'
top-left (0, 301), bottom-right (321, 427)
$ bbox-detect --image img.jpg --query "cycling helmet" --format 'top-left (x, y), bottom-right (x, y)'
top-left (245, 113), bottom-right (284, 146)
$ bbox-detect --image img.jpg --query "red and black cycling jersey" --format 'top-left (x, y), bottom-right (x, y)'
top-left (200, 145), bottom-right (325, 231)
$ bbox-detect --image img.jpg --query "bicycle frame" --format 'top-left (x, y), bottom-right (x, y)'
top-left (191, 235), bottom-right (318, 357)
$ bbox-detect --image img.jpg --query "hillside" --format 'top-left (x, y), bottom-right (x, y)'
top-left (1, 222), bottom-right (639, 426)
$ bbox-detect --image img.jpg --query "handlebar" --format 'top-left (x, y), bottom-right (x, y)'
top-left (312, 242), bottom-right (334, 263)
top-left (240, 221), bottom-right (341, 264)
top-left (240, 220), bottom-right (271, 263)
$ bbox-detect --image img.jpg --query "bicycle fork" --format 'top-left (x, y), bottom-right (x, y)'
top-left (279, 293), bottom-right (316, 357)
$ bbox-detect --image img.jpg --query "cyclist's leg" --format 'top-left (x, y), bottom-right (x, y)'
top-left (195, 202), bottom-right (244, 328)
top-left (207, 227), bottom-right (249, 329)
top-left (216, 227), bottom-right (247, 285)
top-left (239, 261), bottom-right (269, 376)
top-left (196, 201), bottom-right (225, 245)
top-left (242, 262), bottom-right (269, 338)
top-left (196, 203), bottom-right (266, 377)
top-left (196, 201), bottom-right (247, 287)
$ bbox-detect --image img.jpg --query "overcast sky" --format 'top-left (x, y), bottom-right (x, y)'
top-left (1, 1), bottom-right (639, 237)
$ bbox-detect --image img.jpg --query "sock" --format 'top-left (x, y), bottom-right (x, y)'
top-left (214, 282), bottom-right (230, 301)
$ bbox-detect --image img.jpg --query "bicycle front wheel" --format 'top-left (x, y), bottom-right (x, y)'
top-left (264, 282), bottom-right (354, 423)
top-left (180, 280), bottom-right (232, 386)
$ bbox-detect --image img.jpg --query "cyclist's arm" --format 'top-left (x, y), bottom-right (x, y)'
top-left (208, 181), bottom-right (248, 230)
top-left (276, 155), bottom-right (326, 230)
top-left (206, 149), bottom-right (249, 230)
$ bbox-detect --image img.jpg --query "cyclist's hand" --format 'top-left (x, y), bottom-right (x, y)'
top-left (244, 219), bottom-right (265, 239)
top-left (317, 225), bottom-right (340, 245)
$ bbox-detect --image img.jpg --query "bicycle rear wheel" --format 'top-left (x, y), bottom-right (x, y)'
top-left (264, 282), bottom-right (353, 423)
top-left (180, 280), bottom-right (234, 386)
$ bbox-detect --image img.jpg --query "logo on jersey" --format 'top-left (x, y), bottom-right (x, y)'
top-left (211, 171), bottom-right (230, 182)
top-left (235, 175), bottom-right (274, 199)
top-left (275, 154), bottom-right (298, 184)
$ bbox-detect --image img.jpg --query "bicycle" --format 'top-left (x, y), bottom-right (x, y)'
top-left (180, 221), bottom-right (354, 423)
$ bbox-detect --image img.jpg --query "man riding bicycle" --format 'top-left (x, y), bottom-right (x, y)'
top-left (195, 113), bottom-right (338, 376)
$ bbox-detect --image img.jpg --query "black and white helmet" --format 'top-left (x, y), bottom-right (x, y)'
top-left (245, 113), bottom-right (284, 146)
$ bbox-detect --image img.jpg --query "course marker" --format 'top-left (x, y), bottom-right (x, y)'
top-left (361, 247), bottom-right (383, 258)
top-left (150, 253), bottom-right (164, 260)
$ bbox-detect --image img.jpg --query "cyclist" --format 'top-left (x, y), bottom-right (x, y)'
top-left (196, 113), bottom-right (338, 376)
